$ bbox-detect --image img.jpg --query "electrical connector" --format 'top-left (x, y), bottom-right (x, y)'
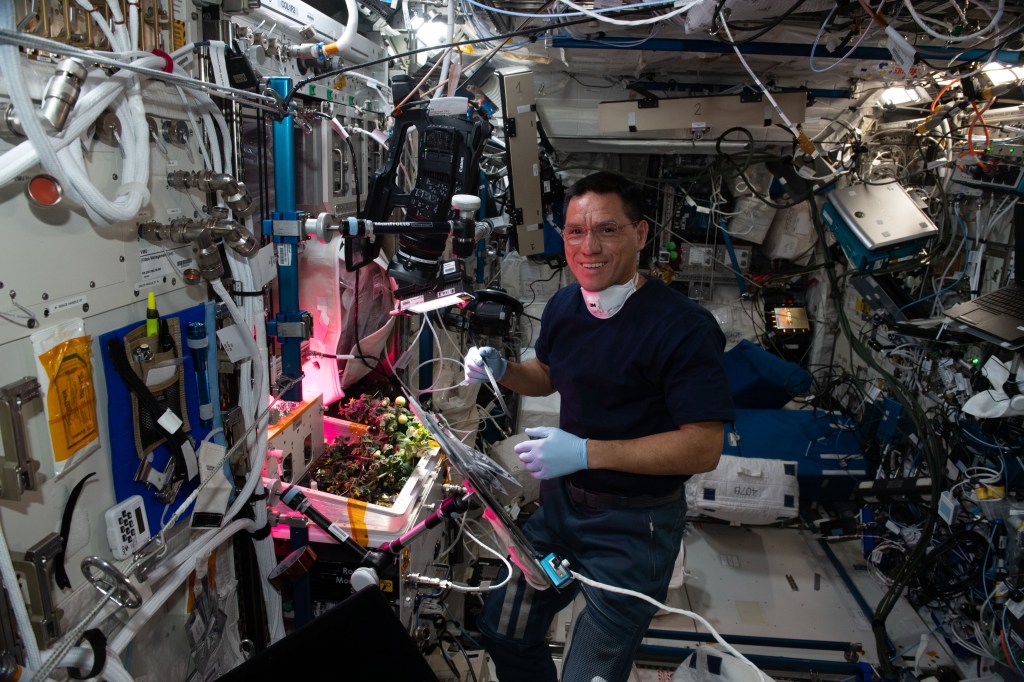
top-left (938, 490), bottom-right (959, 526)
top-left (884, 25), bottom-right (917, 71)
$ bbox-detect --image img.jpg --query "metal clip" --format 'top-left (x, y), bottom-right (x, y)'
top-left (134, 454), bottom-right (182, 505)
top-left (0, 377), bottom-right (42, 501)
top-left (128, 533), bottom-right (167, 583)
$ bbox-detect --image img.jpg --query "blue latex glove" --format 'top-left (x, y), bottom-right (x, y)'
top-left (514, 427), bottom-right (589, 480)
top-left (464, 346), bottom-right (507, 384)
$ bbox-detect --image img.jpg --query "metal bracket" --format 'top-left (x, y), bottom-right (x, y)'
top-left (134, 455), bottom-right (183, 505)
top-left (275, 311), bottom-right (313, 342)
top-left (12, 532), bottom-right (64, 648)
top-left (0, 576), bottom-right (23, 670)
top-left (221, 406), bottom-right (249, 473)
top-left (637, 98), bottom-right (660, 109)
top-left (0, 377), bottom-right (42, 501)
top-left (505, 118), bottom-right (517, 138)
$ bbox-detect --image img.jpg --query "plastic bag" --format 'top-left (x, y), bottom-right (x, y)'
top-left (31, 317), bottom-right (100, 476)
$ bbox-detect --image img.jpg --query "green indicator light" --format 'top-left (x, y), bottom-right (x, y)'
top-left (972, 356), bottom-right (980, 365)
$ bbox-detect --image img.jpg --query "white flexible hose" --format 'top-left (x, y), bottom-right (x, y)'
top-left (20, 645), bottom-right (135, 682)
top-left (0, 28), bottom-right (208, 222)
top-left (72, 1), bottom-right (119, 52)
top-left (434, 1), bottom-right (457, 99)
top-left (328, 116), bottom-right (350, 141)
top-left (0, 4), bottom-right (82, 206)
top-left (571, 571), bottom-right (769, 682)
top-left (176, 84), bottom-right (213, 171)
top-left (101, 0), bottom-right (130, 51)
top-left (128, 0), bottom-right (140, 51)
top-left (0, 48), bottom-right (149, 223)
top-left (212, 270), bottom-right (284, 643)
top-left (290, 0), bottom-right (358, 59)
top-left (110, 518), bottom-right (256, 655)
top-left (903, 0), bottom-right (1004, 43)
top-left (0, 519), bottom-right (42, 669)
top-left (140, 271), bottom-right (270, 589)
top-left (0, 67), bottom-right (141, 185)
top-left (332, 0), bottom-right (360, 54)
top-left (556, 0), bottom-right (699, 26)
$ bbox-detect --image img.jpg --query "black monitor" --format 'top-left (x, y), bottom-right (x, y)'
top-left (215, 586), bottom-right (438, 681)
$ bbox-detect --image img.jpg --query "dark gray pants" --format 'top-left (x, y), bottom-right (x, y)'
top-left (478, 478), bottom-right (687, 682)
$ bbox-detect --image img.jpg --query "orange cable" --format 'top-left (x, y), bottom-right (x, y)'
top-left (932, 78), bottom-right (960, 113)
top-left (857, 0), bottom-right (888, 27)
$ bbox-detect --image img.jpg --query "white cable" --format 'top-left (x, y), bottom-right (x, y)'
top-left (411, 525), bottom-right (512, 593)
top-left (333, 0), bottom-right (360, 54)
top-left (20, 645), bottom-right (135, 682)
top-left (809, 0), bottom-right (881, 74)
top-left (110, 519), bottom-right (256, 654)
top-left (350, 126), bottom-right (389, 148)
top-left (200, 110), bottom-right (223, 175)
top-left (571, 571), bottom-right (769, 682)
top-left (328, 116), bottom-right (350, 141)
top-left (554, 0), bottom-right (699, 26)
top-left (127, 0), bottom-right (140, 51)
top-left (903, 0), bottom-right (1005, 42)
top-left (217, 254), bottom-right (285, 644)
top-left (72, 0), bottom-right (119, 52)
top-left (434, 0), bottom-right (457, 99)
top-left (139, 268), bottom-right (280, 644)
top-left (290, 0), bottom-right (358, 59)
top-left (0, 5), bottom-right (83, 206)
top-left (719, 12), bottom-right (801, 142)
top-left (0, 18), bottom-right (153, 224)
top-left (0, 519), bottom-right (42, 669)
top-left (341, 70), bottom-right (393, 110)
top-left (210, 277), bottom-right (268, 520)
top-left (102, 0), bottom-right (131, 51)
top-left (175, 84), bottom-right (213, 171)
top-left (0, 29), bottom-right (278, 111)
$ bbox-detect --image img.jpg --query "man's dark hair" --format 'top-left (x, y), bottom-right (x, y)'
top-left (563, 171), bottom-right (645, 223)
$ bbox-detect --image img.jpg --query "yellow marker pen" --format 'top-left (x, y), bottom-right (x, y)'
top-left (146, 292), bottom-right (159, 338)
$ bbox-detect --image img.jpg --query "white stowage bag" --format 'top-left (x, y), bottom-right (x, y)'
top-left (672, 645), bottom-right (773, 682)
top-left (685, 455), bottom-right (799, 525)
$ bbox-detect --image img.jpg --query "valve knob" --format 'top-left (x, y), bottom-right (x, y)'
top-left (451, 194), bottom-right (481, 215)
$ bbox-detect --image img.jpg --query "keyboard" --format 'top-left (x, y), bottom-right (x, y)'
top-left (975, 286), bottom-right (1024, 316)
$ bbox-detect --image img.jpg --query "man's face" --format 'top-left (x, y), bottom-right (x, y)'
top-left (563, 191), bottom-right (648, 292)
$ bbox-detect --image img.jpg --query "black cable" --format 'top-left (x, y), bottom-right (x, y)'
top-left (474, 0), bottom-right (513, 35)
top-left (350, 264), bottom-right (389, 380)
top-left (809, 199), bottom-right (945, 679)
top-left (359, 0), bottom-right (399, 25)
top-left (916, 530), bottom-right (988, 602)
top-left (285, 15), bottom-right (601, 105)
top-left (345, 136), bottom-right (362, 215)
top-left (913, 16), bottom-right (1024, 70)
top-left (711, 0), bottom-right (814, 45)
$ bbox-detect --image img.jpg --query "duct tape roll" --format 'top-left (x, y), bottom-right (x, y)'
top-left (268, 545), bottom-right (317, 591)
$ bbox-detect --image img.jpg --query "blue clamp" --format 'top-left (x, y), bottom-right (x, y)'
top-left (541, 553), bottom-right (573, 588)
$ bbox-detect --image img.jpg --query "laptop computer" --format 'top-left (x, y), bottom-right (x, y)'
top-left (405, 392), bottom-right (572, 589)
top-left (828, 182), bottom-right (940, 250)
top-left (943, 201), bottom-right (1024, 348)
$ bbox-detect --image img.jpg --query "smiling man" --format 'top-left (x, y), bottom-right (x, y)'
top-left (464, 171), bottom-right (735, 682)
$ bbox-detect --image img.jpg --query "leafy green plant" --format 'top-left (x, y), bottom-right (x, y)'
top-left (310, 394), bottom-right (434, 506)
